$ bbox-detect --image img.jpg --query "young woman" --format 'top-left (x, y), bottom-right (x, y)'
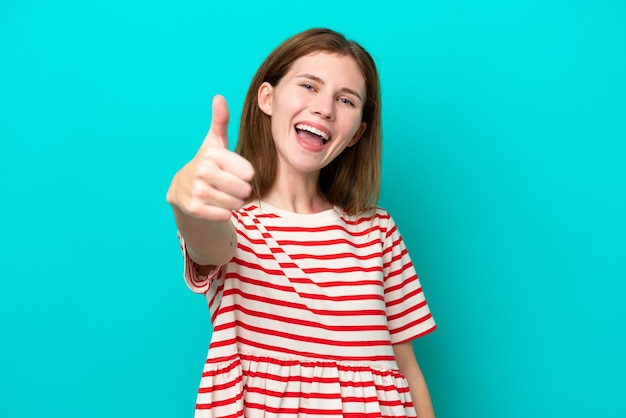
top-left (167, 28), bottom-right (436, 418)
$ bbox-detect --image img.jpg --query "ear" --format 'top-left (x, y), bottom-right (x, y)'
top-left (348, 122), bottom-right (367, 147)
top-left (257, 82), bottom-right (274, 116)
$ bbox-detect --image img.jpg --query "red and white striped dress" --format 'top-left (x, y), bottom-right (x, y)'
top-left (180, 201), bottom-right (436, 417)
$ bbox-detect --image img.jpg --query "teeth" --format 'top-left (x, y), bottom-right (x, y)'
top-left (295, 124), bottom-right (330, 141)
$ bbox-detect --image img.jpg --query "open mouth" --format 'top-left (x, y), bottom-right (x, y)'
top-left (295, 123), bottom-right (331, 146)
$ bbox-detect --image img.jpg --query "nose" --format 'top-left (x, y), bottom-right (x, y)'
top-left (311, 95), bottom-right (335, 120)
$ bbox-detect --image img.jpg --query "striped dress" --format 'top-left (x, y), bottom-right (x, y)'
top-left (180, 201), bottom-right (436, 417)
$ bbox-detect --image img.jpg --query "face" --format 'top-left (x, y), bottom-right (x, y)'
top-left (258, 52), bottom-right (367, 178)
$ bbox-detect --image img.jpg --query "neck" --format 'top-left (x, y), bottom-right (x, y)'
top-left (262, 170), bottom-right (331, 214)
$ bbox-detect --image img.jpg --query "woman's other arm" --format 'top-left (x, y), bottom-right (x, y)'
top-left (393, 341), bottom-right (435, 418)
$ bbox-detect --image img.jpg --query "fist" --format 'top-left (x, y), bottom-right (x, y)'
top-left (167, 95), bottom-right (255, 220)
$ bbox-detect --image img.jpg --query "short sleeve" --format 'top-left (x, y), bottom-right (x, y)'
top-left (178, 232), bottom-right (221, 294)
top-left (382, 214), bottom-right (436, 344)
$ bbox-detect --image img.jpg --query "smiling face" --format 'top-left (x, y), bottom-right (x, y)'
top-left (257, 52), bottom-right (367, 178)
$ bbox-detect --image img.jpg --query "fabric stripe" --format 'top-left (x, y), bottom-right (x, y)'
top-left (179, 202), bottom-right (435, 417)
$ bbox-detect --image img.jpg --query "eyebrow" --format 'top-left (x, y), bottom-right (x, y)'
top-left (296, 73), bottom-right (364, 102)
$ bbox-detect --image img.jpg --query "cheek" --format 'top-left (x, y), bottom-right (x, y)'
top-left (347, 118), bottom-right (364, 137)
top-left (269, 111), bottom-right (292, 140)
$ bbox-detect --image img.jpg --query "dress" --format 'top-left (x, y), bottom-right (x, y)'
top-left (179, 201), bottom-right (436, 418)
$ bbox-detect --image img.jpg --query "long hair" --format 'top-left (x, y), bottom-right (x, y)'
top-left (235, 28), bottom-right (382, 215)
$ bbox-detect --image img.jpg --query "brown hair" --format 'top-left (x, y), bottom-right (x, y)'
top-left (235, 28), bottom-right (382, 215)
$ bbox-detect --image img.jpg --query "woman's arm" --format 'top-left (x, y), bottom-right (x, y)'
top-left (393, 341), bottom-right (435, 418)
top-left (168, 200), bottom-right (237, 268)
top-left (166, 95), bottom-right (254, 267)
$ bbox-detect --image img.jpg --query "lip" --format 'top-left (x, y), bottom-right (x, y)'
top-left (294, 121), bottom-right (332, 142)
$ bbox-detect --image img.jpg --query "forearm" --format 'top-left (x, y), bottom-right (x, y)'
top-left (406, 369), bottom-right (435, 418)
top-left (393, 342), bottom-right (435, 418)
top-left (170, 204), bottom-right (237, 267)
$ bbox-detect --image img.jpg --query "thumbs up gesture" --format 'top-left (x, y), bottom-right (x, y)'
top-left (167, 95), bottom-right (255, 221)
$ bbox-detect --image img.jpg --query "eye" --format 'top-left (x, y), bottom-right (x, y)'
top-left (338, 97), bottom-right (355, 107)
top-left (301, 83), bottom-right (315, 91)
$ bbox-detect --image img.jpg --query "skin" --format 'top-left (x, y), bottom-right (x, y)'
top-left (166, 51), bottom-right (435, 417)
top-left (256, 52), bottom-right (367, 214)
top-left (166, 94), bottom-right (253, 268)
top-left (394, 342), bottom-right (436, 418)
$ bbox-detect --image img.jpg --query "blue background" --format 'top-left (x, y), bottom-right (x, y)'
top-left (1, 1), bottom-right (625, 417)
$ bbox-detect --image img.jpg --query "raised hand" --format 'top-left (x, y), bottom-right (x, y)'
top-left (167, 95), bottom-right (255, 221)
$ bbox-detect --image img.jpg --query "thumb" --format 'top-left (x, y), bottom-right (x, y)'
top-left (203, 94), bottom-right (230, 149)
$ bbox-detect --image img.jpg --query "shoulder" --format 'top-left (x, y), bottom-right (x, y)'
top-left (232, 201), bottom-right (281, 222)
top-left (344, 206), bottom-right (395, 226)
top-left (333, 206), bottom-right (398, 239)
top-left (338, 206), bottom-right (391, 222)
